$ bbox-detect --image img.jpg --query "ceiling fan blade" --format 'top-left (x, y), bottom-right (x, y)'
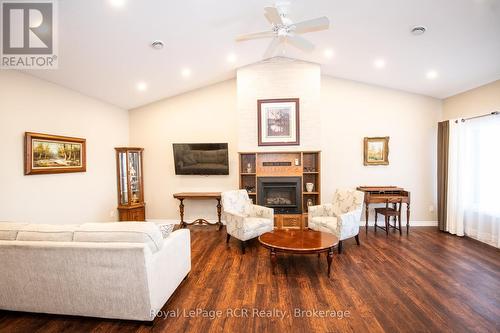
top-left (292, 16), bottom-right (330, 34)
top-left (236, 31), bottom-right (275, 41)
top-left (286, 34), bottom-right (315, 52)
top-left (263, 37), bottom-right (282, 59)
top-left (264, 6), bottom-right (283, 25)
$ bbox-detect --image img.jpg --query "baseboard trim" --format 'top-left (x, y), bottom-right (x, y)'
top-left (359, 220), bottom-right (438, 227)
top-left (146, 218), bottom-right (226, 225)
top-left (146, 219), bottom-right (179, 225)
top-left (148, 218), bottom-right (437, 227)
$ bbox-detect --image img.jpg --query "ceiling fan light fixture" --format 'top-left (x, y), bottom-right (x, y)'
top-left (236, 3), bottom-right (330, 58)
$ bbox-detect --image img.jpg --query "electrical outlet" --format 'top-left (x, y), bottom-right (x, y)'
top-left (109, 210), bottom-right (116, 218)
top-left (429, 205), bottom-right (434, 212)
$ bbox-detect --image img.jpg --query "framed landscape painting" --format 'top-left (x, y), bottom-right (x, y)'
top-left (25, 132), bottom-right (86, 175)
top-left (258, 98), bottom-right (300, 146)
top-left (364, 137), bottom-right (389, 166)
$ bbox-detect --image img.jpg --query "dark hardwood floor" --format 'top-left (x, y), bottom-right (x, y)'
top-left (0, 227), bottom-right (499, 333)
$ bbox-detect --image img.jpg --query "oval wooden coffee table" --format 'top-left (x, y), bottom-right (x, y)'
top-left (259, 229), bottom-right (339, 276)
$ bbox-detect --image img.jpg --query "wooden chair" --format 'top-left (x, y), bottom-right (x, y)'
top-left (374, 198), bottom-right (403, 236)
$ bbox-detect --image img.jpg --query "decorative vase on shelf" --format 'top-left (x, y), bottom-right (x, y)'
top-left (246, 163), bottom-right (252, 173)
top-left (305, 183), bottom-right (314, 193)
top-left (307, 199), bottom-right (314, 207)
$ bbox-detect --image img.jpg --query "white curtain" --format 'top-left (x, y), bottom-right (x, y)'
top-left (447, 115), bottom-right (500, 248)
top-left (446, 120), bottom-right (465, 236)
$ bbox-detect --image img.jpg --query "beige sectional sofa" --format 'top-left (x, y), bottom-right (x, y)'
top-left (0, 222), bottom-right (190, 321)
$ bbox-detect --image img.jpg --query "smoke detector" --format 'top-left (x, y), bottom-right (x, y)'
top-left (411, 26), bottom-right (426, 36)
top-left (151, 40), bottom-right (165, 50)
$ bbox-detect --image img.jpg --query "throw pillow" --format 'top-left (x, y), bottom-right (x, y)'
top-left (158, 224), bottom-right (175, 238)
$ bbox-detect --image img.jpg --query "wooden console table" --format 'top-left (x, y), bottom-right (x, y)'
top-left (173, 192), bottom-right (222, 230)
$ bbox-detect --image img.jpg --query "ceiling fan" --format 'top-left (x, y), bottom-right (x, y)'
top-left (235, 2), bottom-right (330, 58)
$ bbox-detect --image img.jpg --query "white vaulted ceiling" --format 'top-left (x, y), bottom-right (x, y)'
top-left (23, 0), bottom-right (500, 109)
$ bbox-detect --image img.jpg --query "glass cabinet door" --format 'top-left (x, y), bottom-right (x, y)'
top-left (128, 151), bottom-right (142, 204)
top-left (118, 151), bottom-right (128, 205)
top-left (115, 147), bottom-right (145, 221)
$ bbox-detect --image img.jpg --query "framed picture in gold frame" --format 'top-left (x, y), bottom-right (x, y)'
top-left (364, 137), bottom-right (389, 166)
top-left (24, 132), bottom-right (86, 175)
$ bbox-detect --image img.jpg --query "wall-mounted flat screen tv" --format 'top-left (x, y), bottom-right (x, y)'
top-left (173, 143), bottom-right (229, 175)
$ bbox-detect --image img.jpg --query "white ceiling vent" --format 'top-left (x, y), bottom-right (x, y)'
top-left (411, 26), bottom-right (427, 36)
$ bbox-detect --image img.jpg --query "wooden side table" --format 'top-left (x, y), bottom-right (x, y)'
top-left (172, 192), bottom-right (223, 230)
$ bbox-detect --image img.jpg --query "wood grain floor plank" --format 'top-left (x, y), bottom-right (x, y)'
top-left (0, 227), bottom-right (498, 333)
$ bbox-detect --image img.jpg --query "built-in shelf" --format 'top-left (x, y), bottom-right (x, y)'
top-left (239, 151), bottom-right (321, 230)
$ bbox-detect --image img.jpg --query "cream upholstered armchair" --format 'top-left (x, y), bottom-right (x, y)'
top-left (308, 189), bottom-right (365, 254)
top-left (221, 190), bottom-right (274, 254)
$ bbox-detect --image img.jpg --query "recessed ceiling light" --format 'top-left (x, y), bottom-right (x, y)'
top-left (181, 68), bottom-right (191, 78)
top-left (323, 49), bottom-right (334, 58)
top-left (411, 26), bottom-right (426, 36)
top-left (226, 53), bottom-right (237, 63)
top-left (151, 40), bottom-right (164, 50)
top-left (426, 70), bottom-right (438, 80)
top-left (109, 0), bottom-right (126, 8)
top-left (374, 58), bottom-right (386, 69)
top-left (136, 81), bottom-right (147, 91)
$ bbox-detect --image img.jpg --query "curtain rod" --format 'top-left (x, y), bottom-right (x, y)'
top-left (455, 111), bottom-right (499, 123)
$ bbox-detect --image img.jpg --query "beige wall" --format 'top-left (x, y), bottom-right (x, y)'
top-left (130, 61), bottom-right (442, 223)
top-left (129, 80), bottom-right (238, 221)
top-left (321, 76), bottom-right (442, 222)
top-left (443, 80), bottom-right (500, 120)
top-left (2, 63), bottom-right (490, 225)
top-left (0, 71), bottom-right (129, 224)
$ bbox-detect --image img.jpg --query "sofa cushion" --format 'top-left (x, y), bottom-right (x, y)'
top-left (0, 222), bottom-right (28, 240)
top-left (75, 222), bottom-right (163, 253)
top-left (16, 224), bottom-right (77, 242)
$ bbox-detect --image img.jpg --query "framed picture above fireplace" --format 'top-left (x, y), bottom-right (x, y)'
top-left (257, 98), bottom-right (300, 146)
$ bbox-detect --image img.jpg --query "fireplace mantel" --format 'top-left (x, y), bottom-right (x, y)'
top-left (238, 151), bottom-right (321, 229)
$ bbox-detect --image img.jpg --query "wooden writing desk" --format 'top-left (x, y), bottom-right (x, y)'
top-left (173, 192), bottom-right (222, 230)
top-left (356, 186), bottom-right (411, 234)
